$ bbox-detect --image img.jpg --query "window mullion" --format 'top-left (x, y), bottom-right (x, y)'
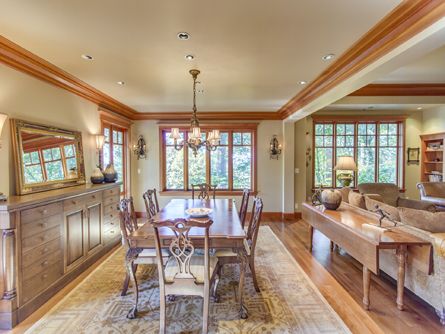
top-left (332, 122), bottom-right (337, 188)
top-left (375, 122), bottom-right (379, 183)
top-left (184, 131), bottom-right (189, 191)
top-left (228, 131), bottom-right (234, 191)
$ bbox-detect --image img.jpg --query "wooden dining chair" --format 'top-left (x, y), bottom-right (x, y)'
top-left (119, 197), bottom-right (168, 300)
top-left (214, 197), bottom-right (264, 293)
top-left (142, 188), bottom-right (160, 218)
top-left (152, 218), bottom-right (220, 334)
top-left (191, 183), bottom-right (216, 200)
top-left (239, 188), bottom-right (250, 229)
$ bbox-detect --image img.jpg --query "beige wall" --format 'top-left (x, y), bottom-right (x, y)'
top-left (423, 105), bottom-right (445, 134)
top-left (0, 64), bottom-right (101, 196)
top-left (293, 109), bottom-right (424, 210)
top-left (130, 120), bottom-right (287, 213)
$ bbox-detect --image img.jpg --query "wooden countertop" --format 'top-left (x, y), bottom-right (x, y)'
top-left (0, 183), bottom-right (122, 212)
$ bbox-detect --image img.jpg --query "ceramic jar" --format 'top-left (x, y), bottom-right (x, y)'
top-left (90, 167), bottom-right (104, 184)
top-left (321, 189), bottom-right (342, 210)
top-left (103, 163), bottom-right (117, 183)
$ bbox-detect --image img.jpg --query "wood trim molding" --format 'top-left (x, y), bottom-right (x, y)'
top-left (157, 122), bottom-right (259, 129)
top-left (133, 111), bottom-right (281, 121)
top-left (0, 36), bottom-right (137, 119)
top-left (99, 108), bottom-right (132, 129)
top-left (278, 1), bottom-right (445, 119)
top-left (349, 83), bottom-right (445, 96)
top-left (311, 115), bottom-right (408, 122)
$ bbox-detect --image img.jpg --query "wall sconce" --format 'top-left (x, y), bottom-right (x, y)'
top-left (269, 135), bottom-right (282, 160)
top-left (95, 134), bottom-right (105, 150)
top-left (0, 113), bottom-right (8, 149)
top-left (133, 135), bottom-right (147, 160)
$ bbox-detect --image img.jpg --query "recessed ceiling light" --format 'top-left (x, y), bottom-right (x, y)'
top-left (81, 54), bottom-right (94, 60)
top-left (117, 81), bottom-right (125, 85)
top-left (417, 106), bottom-right (423, 110)
top-left (177, 32), bottom-right (190, 40)
top-left (322, 53), bottom-right (335, 61)
top-left (185, 54), bottom-right (195, 60)
top-left (298, 81), bottom-right (307, 85)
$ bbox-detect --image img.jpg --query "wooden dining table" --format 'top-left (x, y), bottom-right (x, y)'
top-left (126, 198), bottom-right (249, 318)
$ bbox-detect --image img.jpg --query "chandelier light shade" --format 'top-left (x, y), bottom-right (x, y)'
top-left (170, 69), bottom-right (221, 156)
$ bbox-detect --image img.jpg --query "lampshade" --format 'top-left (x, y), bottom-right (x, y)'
top-left (170, 128), bottom-right (180, 140)
top-left (0, 114), bottom-right (7, 135)
top-left (334, 156), bottom-right (357, 171)
top-left (95, 134), bottom-right (105, 149)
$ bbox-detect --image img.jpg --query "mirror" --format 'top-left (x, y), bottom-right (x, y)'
top-left (11, 119), bottom-right (86, 195)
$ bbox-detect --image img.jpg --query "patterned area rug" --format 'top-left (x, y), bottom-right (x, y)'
top-left (26, 227), bottom-right (350, 334)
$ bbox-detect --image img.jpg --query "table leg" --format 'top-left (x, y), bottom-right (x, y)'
top-left (236, 248), bottom-right (248, 319)
top-left (308, 226), bottom-right (314, 252)
top-left (363, 266), bottom-right (371, 310)
top-left (330, 241), bottom-right (334, 252)
top-left (125, 248), bottom-right (140, 319)
top-left (396, 245), bottom-right (408, 311)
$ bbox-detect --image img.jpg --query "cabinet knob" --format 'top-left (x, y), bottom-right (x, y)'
top-left (40, 222), bottom-right (48, 228)
top-left (42, 248), bottom-right (49, 254)
top-left (42, 261), bottom-right (48, 267)
top-left (72, 200), bottom-right (76, 205)
top-left (42, 274), bottom-right (48, 279)
top-left (41, 209), bottom-right (48, 215)
top-left (92, 195), bottom-right (96, 199)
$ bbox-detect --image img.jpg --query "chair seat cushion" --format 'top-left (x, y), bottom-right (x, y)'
top-left (164, 255), bottom-right (218, 284)
top-left (139, 248), bottom-right (169, 258)
top-left (215, 239), bottom-right (251, 257)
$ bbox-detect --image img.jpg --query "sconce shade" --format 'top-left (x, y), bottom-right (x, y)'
top-left (170, 128), bottom-right (181, 140)
top-left (334, 156), bottom-right (357, 171)
top-left (95, 134), bottom-right (105, 149)
top-left (0, 114), bottom-right (7, 136)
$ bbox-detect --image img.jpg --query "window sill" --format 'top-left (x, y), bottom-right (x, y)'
top-left (159, 190), bottom-right (258, 196)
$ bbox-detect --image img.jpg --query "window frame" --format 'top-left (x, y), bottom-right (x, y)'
top-left (159, 123), bottom-right (258, 195)
top-left (312, 116), bottom-right (406, 190)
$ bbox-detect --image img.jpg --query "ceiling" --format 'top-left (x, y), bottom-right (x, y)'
top-left (375, 45), bottom-right (445, 83)
top-left (0, 0), bottom-right (400, 113)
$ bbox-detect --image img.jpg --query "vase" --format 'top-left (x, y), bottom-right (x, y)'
top-left (103, 164), bottom-right (117, 183)
top-left (321, 189), bottom-right (342, 210)
top-left (90, 167), bottom-right (104, 184)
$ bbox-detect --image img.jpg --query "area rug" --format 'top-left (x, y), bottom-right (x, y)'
top-left (26, 227), bottom-right (350, 334)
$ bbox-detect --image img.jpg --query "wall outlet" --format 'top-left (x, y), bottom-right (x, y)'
top-left (294, 203), bottom-right (299, 210)
top-left (295, 168), bottom-right (300, 174)
top-left (137, 168), bottom-right (141, 174)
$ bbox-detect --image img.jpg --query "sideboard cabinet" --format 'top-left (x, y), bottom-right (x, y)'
top-left (0, 183), bottom-right (121, 329)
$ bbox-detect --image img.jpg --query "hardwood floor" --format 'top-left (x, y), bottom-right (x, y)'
top-left (267, 219), bottom-right (445, 334)
top-left (3, 219), bottom-right (443, 334)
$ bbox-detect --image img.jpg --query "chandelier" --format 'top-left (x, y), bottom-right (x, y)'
top-left (170, 69), bottom-right (221, 157)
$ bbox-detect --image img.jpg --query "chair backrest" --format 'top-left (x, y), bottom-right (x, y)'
top-left (152, 218), bottom-right (213, 284)
top-left (119, 197), bottom-right (139, 248)
top-left (239, 189), bottom-right (250, 229)
top-left (245, 197), bottom-right (263, 255)
top-left (358, 183), bottom-right (399, 207)
top-left (142, 188), bottom-right (160, 218)
top-left (417, 182), bottom-right (445, 199)
top-left (191, 183), bottom-right (216, 200)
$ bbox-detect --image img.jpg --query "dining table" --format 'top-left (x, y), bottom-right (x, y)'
top-left (126, 198), bottom-right (249, 319)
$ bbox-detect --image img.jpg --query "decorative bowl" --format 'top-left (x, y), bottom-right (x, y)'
top-left (185, 208), bottom-right (213, 218)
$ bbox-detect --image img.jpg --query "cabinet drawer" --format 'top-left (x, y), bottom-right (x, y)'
top-left (63, 197), bottom-right (85, 212)
top-left (104, 225), bottom-right (120, 243)
top-left (103, 187), bottom-right (120, 198)
top-left (104, 202), bottom-right (119, 215)
top-left (22, 261), bottom-right (63, 304)
top-left (22, 238), bottom-right (62, 268)
top-left (104, 210), bottom-right (119, 223)
top-left (103, 195), bottom-right (120, 207)
top-left (104, 219), bottom-right (119, 231)
top-left (22, 226), bottom-right (61, 253)
top-left (21, 202), bottom-right (62, 224)
top-left (85, 191), bottom-right (102, 203)
top-left (22, 249), bottom-right (62, 281)
top-left (21, 213), bottom-right (63, 239)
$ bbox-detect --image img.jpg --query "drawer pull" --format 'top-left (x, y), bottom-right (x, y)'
top-left (40, 236), bottom-right (47, 242)
top-left (41, 209), bottom-right (48, 215)
top-left (42, 274), bottom-right (48, 279)
top-left (110, 214), bottom-right (113, 218)
top-left (71, 200), bottom-right (77, 205)
top-left (42, 261), bottom-right (49, 267)
top-left (42, 247), bottom-right (49, 254)
top-left (40, 222), bottom-right (48, 228)
top-left (92, 195), bottom-right (96, 199)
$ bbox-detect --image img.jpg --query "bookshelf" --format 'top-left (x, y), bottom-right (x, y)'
top-left (420, 132), bottom-right (445, 182)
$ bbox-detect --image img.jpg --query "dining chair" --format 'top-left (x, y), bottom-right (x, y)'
top-left (191, 183), bottom-right (216, 200)
top-left (214, 197), bottom-right (264, 293)
top-left (119, 197), bottom-right (168, 300)
top-left (239, 188), bottom-right (250, 229)
top-left (152, 218), bottom-right (219, 334)
top-left (142, 188), bottom-right (160, 218)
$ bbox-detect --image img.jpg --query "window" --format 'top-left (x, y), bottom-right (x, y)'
top-left (313, 119), bottom-right (404, 188)
top-left (102, 124), bottom-right (127, 193)
top-left (161, 126), bottom-right (257, 192)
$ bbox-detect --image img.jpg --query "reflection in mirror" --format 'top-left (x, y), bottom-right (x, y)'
top-left (12, 119), bottom-right (85, 195)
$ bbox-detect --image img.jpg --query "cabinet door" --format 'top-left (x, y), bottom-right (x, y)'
top-left (65, 209), bottom-right (85, 269)
top-left (86, 202), bottom-right (102, 253)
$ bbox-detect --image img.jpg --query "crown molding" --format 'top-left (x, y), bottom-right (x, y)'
top-left (349, 83), bottom-right (445, 96)
top-left (132, 111), bottom-right (281, 121)
top-left (278, 0), bottom-right (445, 119)
top-left (0, 35), bottom-right (137, 119)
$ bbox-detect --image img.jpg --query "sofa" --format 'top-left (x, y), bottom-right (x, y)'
top-left (344, 189), bottom-right (445, 324)
top-left (417, 182), bottom-right (445, 211)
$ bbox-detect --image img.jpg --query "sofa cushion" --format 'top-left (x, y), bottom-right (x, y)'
top-left (398, 207), bottom-right (445, 233)
top-left (348, 191), bottom-right (366, 209)
top-left (338, 187), bottom-right (351, 203)
top-left (365, 196), bottom-right (401, 222)
top-left (358, 183), bottom-right (399, 207)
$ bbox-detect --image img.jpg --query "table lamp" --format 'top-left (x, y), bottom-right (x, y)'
top-left (334, 156), bottom-right (357, 187)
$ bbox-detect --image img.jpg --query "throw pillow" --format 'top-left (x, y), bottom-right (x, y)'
top-left (348, 191), bottom-right (366, 210)
top-left (398, 207), bottom-right (445, 233)
top-left (338, 187), bottom-right (351, 203)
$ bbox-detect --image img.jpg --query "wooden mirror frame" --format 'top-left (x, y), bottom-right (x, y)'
top-left (11, 119), bottom-right (86, 195)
